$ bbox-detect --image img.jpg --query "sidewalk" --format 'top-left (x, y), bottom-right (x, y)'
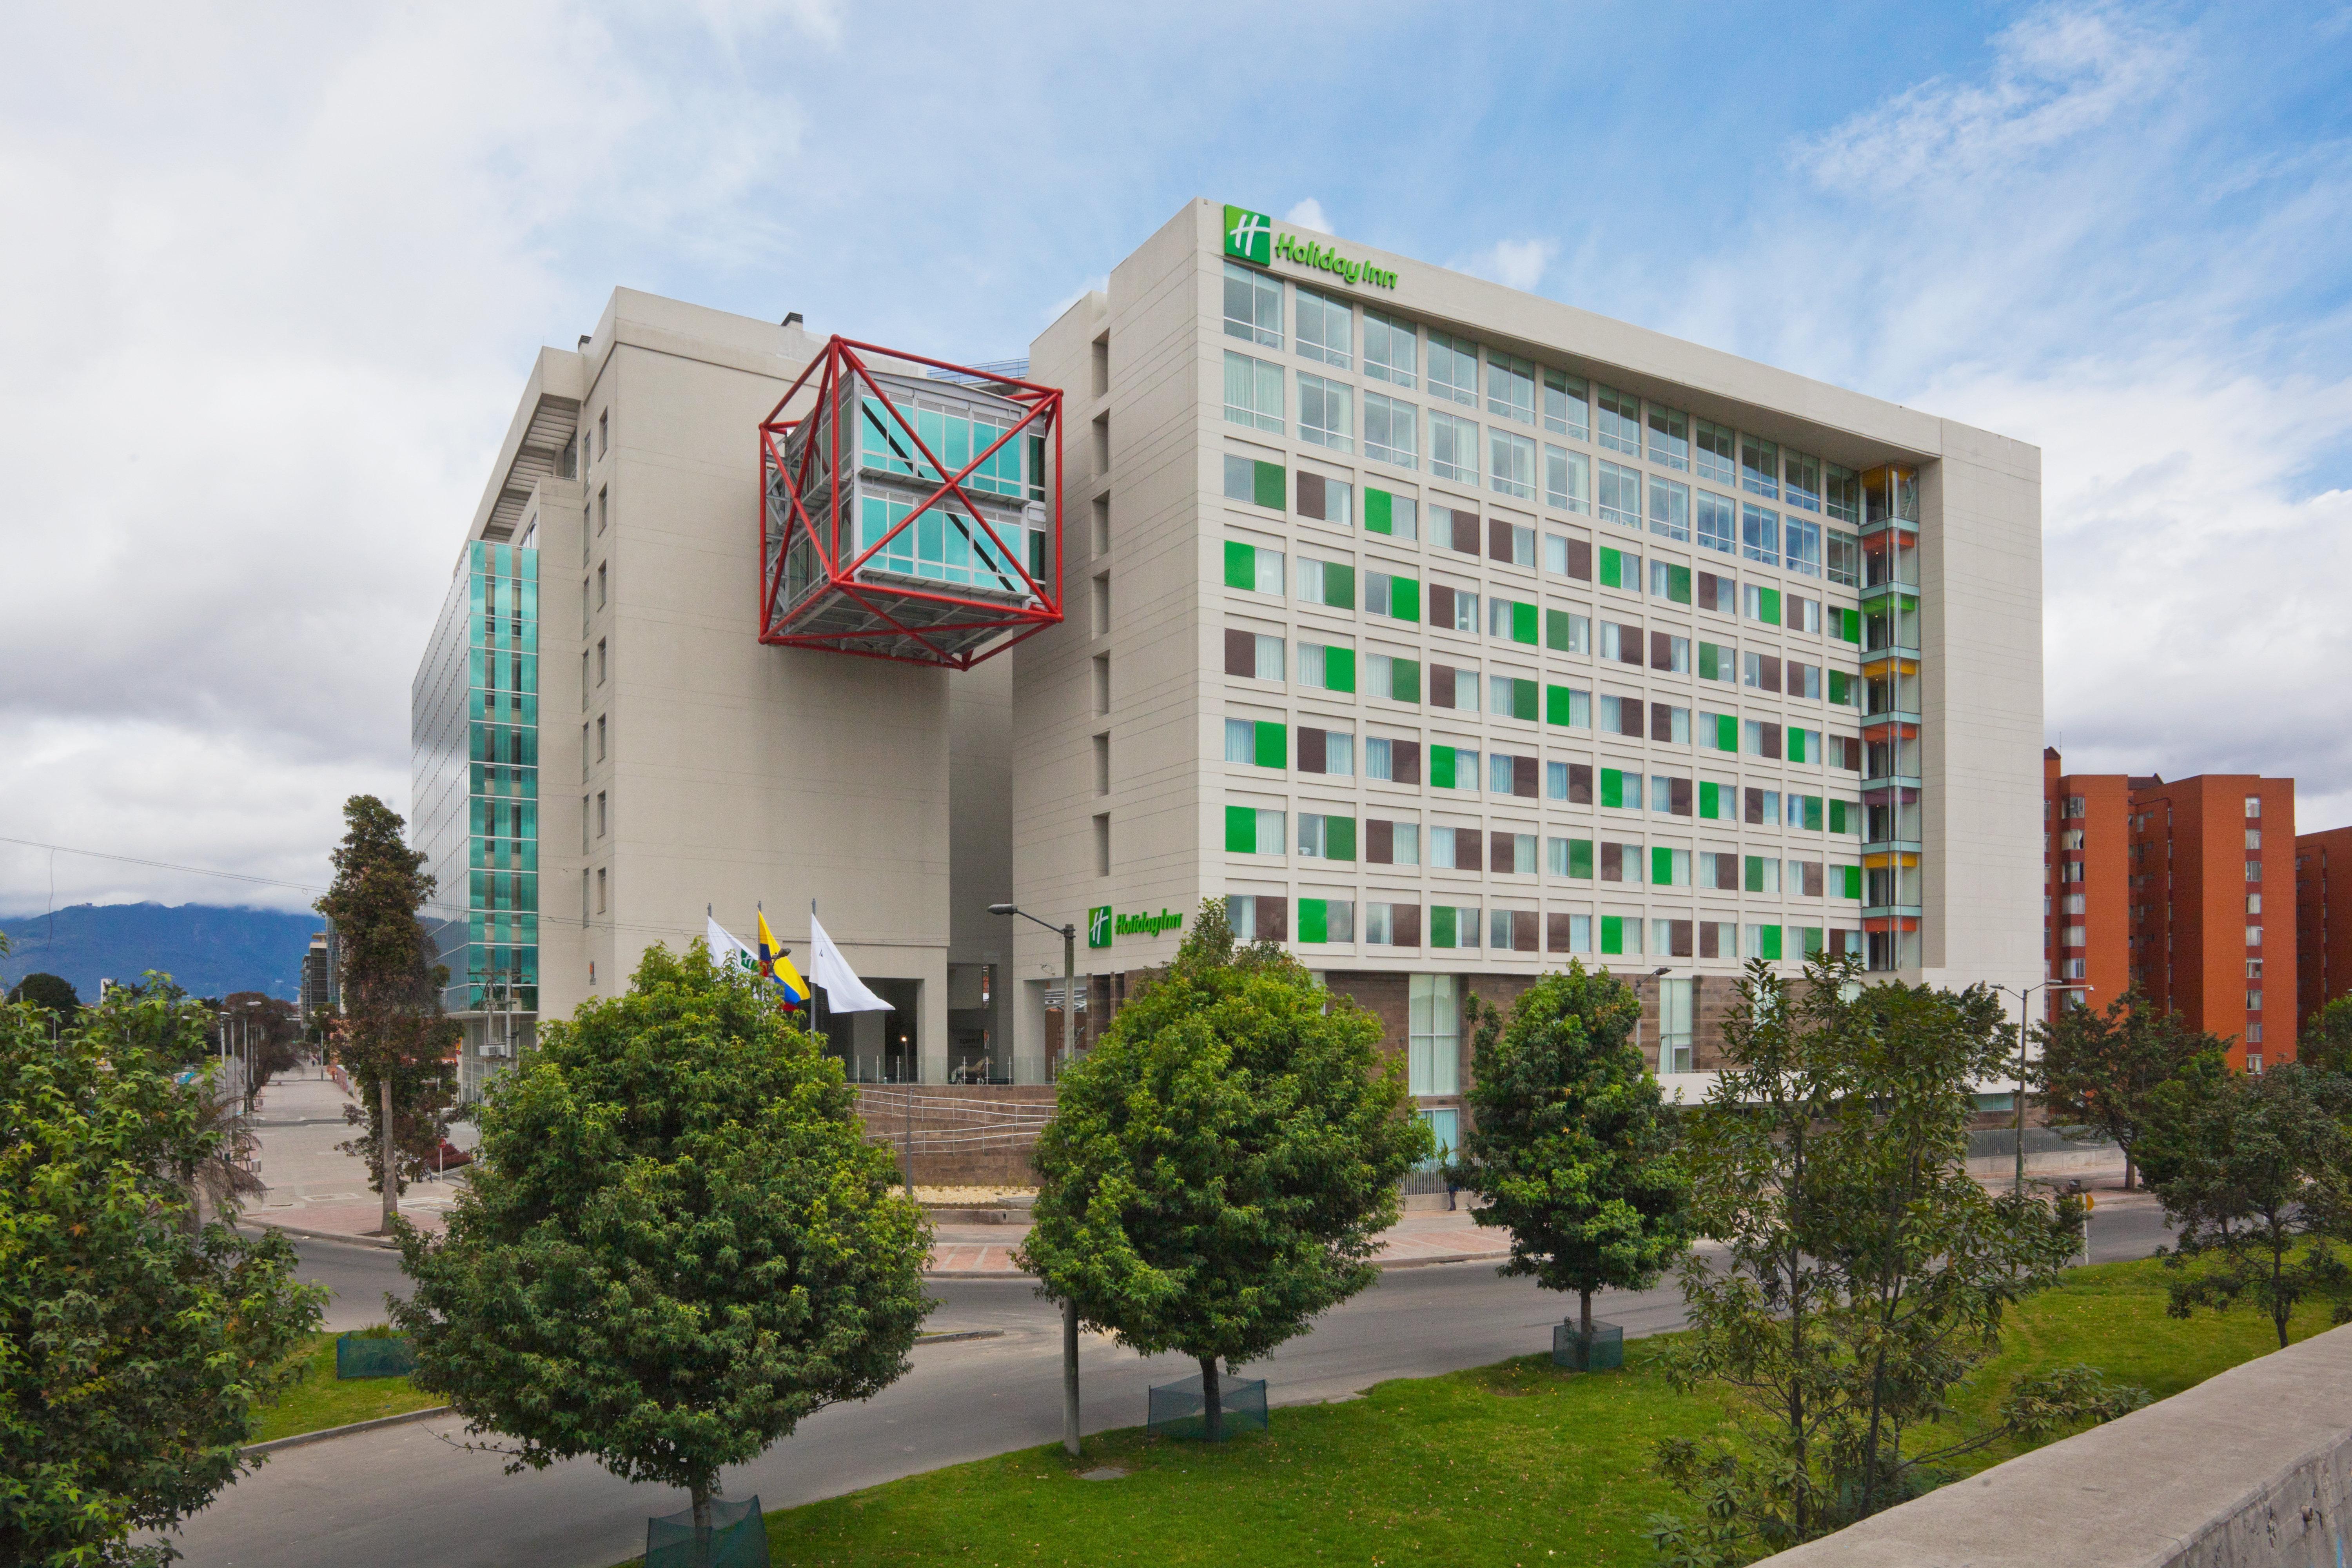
top-left (242, 1068), bottom-right (462, 1246)
top-left (927, 1205), bottom-right (1514, 1278)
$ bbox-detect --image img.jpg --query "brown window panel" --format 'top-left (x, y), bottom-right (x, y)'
top-left (1429, 664), bottom-right (1457, 708)
top-left (1759, 722), bottom-right (1782, 760)
top-left (1365, 818), bottom-right (1394, 864)
top-left (1391, 903), bottom-right (1421, 947)
top-left (1488, 518), bottom-right (1514, 562)
top-left (1568, 762), bottom-right (1593, 804)
top-left (1745, 787), bottom-right (1766, 824)
top-left (1490, 831), bottom-right (1514, 874)
top-left (1651, 702), bottom-right (1675, 742)
top-left (1513, 912), bottom-right (1539, 953)
top-left (1668, 920), bottom-right (1693, 958)
top-left (1617, 624), bottom-right (1644, 665)
top-left (1223, 628), bottom-right (1254, 677)
top-left (1650, 630), bottom-right (1675, 670)
top-left (1296, 471), bottom-right (1325, 517)
top-left (1428, 583), bottom-right (1455, 626)
top-left (1513, 755), bottom-right (1539, 797)
top-left (1258, 896), bottom-right (1289, 943)
top-left (1565, 538), bottom-right (1592, 581)
top-left (1451, 508), bottom-right (1480, 555)
top-left (1547, 911), bottom-right (1579, 952)
top-left (1296, 726), bottom-right (1326, 772)
top-left (1759, 654), bottom-right (1781, 693)
top-left (1669, 777), bottom-right (1692, 816)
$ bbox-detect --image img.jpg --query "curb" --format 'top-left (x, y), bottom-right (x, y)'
top-left (925, 1252), bottom-right (1512, 1281)
top-left (915, 1329), bottom-right (1005, 1345)
top-left (242, 1219), bottom-right (451, 1250)
top-left (243, 1405), bottom-right (454, 1454)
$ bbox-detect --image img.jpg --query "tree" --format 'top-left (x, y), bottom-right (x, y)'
top-left (2033, 992), bottom-right (2225, 1190)
top-left (1018, 901), bottom-right (1428, 1441)
top-left (390, 942), bottom-right (931, 1546)
top-left (2298, 995), bottom-right (2352, 1078)
top-left (2140, 1061), bottom-right (2352, 1347)
top-left (1446, 963), bottom-right (1694, 1347)
top-left (0, 984), bottom-right (321, 1566)
top-left (1651, 955), bottom-right (2142, 1566)
top-left (316, 794), bottom-right (458, 1232)
top-left (219, 992), bottom-right (304, 1104)
top-left (5, 971), bottom-right (81, 1026)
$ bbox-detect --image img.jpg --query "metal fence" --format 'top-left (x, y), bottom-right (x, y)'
top-left (853, 1088), bottom-right (1057, 1156)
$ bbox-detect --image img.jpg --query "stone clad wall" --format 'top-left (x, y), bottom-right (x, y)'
top-left (1754, 1322), bottom-right (2352, 1568)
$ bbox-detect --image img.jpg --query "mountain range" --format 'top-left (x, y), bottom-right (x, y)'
top-left (0, 903), bottom-right (318, 1004)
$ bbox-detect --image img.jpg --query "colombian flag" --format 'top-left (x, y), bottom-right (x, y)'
top-left (757, 910), bottom-right (811, 1006)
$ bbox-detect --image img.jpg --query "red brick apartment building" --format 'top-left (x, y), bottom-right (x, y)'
top-left (2046, 751), bottom-right (2293, 1069)
top-left (2297, 825), bottom-right (2352, 1029)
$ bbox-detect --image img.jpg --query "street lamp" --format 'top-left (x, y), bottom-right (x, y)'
top-left (985, 900), bottom-right (1081, 1460)
top-left (1633, 965), bottom-right (1671, 1071)
top-left (1991, 980), bottom-right (2093, 1194)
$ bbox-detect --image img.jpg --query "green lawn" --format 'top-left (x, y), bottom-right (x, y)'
top-left (662, 1258), bottom-right (2339, 1568)
top-left (248, 1332), bottom-right (444, 1445)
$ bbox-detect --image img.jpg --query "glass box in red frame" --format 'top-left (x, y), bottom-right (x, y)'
top-left (759, 338), bottom-right (1063, 669)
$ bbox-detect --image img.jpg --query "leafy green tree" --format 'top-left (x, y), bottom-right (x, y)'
top-left (219, 992), bottom-right (303, 1105)
top-left (316, 794), bottom-right (458, 1232)
top-left (2140, 1061), bottom-right (2352, 1347)
top-left (1446, 963), bottom-right (1693, 1347)
top-left (1018, 902), bottom-right (1428, 1441)
top-left (390, 942), bottom-right (931, 1542)
top-left (1651, 956), bottom-right (2141, 1566)
top-left (5, 970), bottom-right (80, 1025)
top-left (2033, 992), bottom-right (2225, 1190)
top-left (0, 983), bottom-right (321, 1566)
top-left (2298, 995), bottom-right (2352, 1078)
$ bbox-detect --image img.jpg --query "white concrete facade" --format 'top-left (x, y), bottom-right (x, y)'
top-left (1007, 199), bottom-right (2044, 1073)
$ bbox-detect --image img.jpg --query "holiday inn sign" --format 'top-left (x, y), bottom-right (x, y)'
top-left (1087, 906), bottom-right (1185, 949)
top-left (1224, 204), bottom-right (1398, 291)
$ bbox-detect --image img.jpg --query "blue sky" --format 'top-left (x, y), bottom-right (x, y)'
top-left (2, 0), bottom-right (2349, 914)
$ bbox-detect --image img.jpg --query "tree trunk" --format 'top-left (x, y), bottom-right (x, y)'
top-left (1199, 1354), bottom-right (1223, 1444)
top-left (379, 1071), bottom-right (397, 1232)
top-left (1062, 1297), bottom-right (1082, 1457)
top-left (2122, 1149), bottom-right (2136, 1192)
top-left (691, 1479), bottom-right (713, 1563)
top-left (1579, 1287), bottom-right (1593, 1345)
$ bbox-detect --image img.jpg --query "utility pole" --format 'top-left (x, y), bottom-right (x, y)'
top-left (1993, 980), bottom-right (2092, 1195)
top-left (988, 901), bottom-right (1085, 1457)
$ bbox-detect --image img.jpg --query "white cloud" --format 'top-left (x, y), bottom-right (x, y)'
top-left (1451, 237), bottom-right (1557, 293)
top-left (1284, 197), bottom-right (1330, 232)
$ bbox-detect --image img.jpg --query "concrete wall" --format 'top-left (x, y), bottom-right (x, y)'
top-left (1757, 1322), bottom-right (2352, 1568)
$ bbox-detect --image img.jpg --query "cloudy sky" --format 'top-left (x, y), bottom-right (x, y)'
top-left (1, 0), bottom-right (2348, 917)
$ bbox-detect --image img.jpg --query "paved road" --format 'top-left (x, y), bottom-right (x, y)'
top-left (177, 1196), bottom-right (2175, 1568)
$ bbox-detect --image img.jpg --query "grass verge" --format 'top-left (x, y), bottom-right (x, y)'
top-left (248, 1332), bottom-right (443, 1446)
top-left (627, 1257), bottom-right (2338, 1567)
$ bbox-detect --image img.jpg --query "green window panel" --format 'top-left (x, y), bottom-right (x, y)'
top-left (1652, 846), bottom-right (1673, 885)
top-left (1325, 815), bottom-right (1357, 862)
top-left (1755, 587), bottom-right (1781, 626)
top-left (1714, 713), bottom-right (1738, 751)
top-left (1432, 904), bottom-right (1458, 949)
top-left (1322, 563), bottom-right (1356, 610)
top-left (1390, 575), bottom-right (1420, 622)
top-left (1299, 898), bottom-right (1330, 944)
top-left (1663, 564), bottom-right (1691, 604)
top-left (1756, 925), bottom-right (1784, 961)
top-left (1254, 720), bottom-right (1286, 769)
top-left (1510, 678), bottom-right (1538, 722)
top-left (1430, 745), bottom-right (1456, 790)
top-left (1545, 608), bottom-right (1573, 651)
top-left (1828, 669), bottom-right (1851, 704)
top-left (1803, 795), bottom-right (1824, 831)
top-left (1253, 459), bottom-right (1286, 510)
top-left (1697, 641), bottom-right (1727, 681)
top-left (1600, 768), bottom-right (1626, 809)
top-left (1601, 915), bottom-right (1626, 955)
top-left (1225, 804), bottom-right (1256, 853)
top-left (1745, 855), bottom-right (1767, 893)
top-left (1510, 601), bottom-right (1538, 645)
top-left (1544, 684), bottom-right (1581, 727)
top-left (1699, 781), bottom-right (1724, 820)
top-left (1223, 540), bottom-right (1255, 590)
top-left (1788, 728), bottom-right (1809, 764)
top-left (1365, 487), bottom-right (1396, 535)
top-left (1840, 864), bottom-right (1863, 900)
top-left (1322, 647), bottom-right (1356, 693)
top-left (1598, 546), bottom-right (1633, 590)
top-left (1799, 927), bottom-right (1825, 956)
top-left (1829, 799), bottom-right (1849, 834)
top-left (1390, 656), bottom-right (1421, 702)
top-left (1836, 607), bottom-right (1862, 643)
top-left (1568, 838), bottom-right (1594, 879)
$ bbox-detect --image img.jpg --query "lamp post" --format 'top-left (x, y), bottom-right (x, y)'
top-left (1991, 980), bottom-right (2093, 1195)
top-left (1634, 965), bottom-right (1671, 1071)
top-left (987, 901), bottom-right (1082, 1459)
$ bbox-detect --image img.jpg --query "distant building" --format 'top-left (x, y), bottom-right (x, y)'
top-left (299, 925), bottom-right (339, 1029)
top-left (2045, 753), bottom-right (2292, 1069)
top-left (2296, 825), bottom-right (2352, 1031)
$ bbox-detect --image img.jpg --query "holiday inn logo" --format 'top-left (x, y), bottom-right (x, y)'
top-left (1085, 906), bottom-right (1186, 949)
top-left (1223, 201), bottom-right (1396, 290)
top-left (1223, 204), bottom-right (1272, 265)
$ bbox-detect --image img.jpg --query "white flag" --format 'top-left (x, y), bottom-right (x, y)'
top-left (706, 916), bottom-right (760, 978)
top-left (809, 911), bottom-right (890, 1012)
